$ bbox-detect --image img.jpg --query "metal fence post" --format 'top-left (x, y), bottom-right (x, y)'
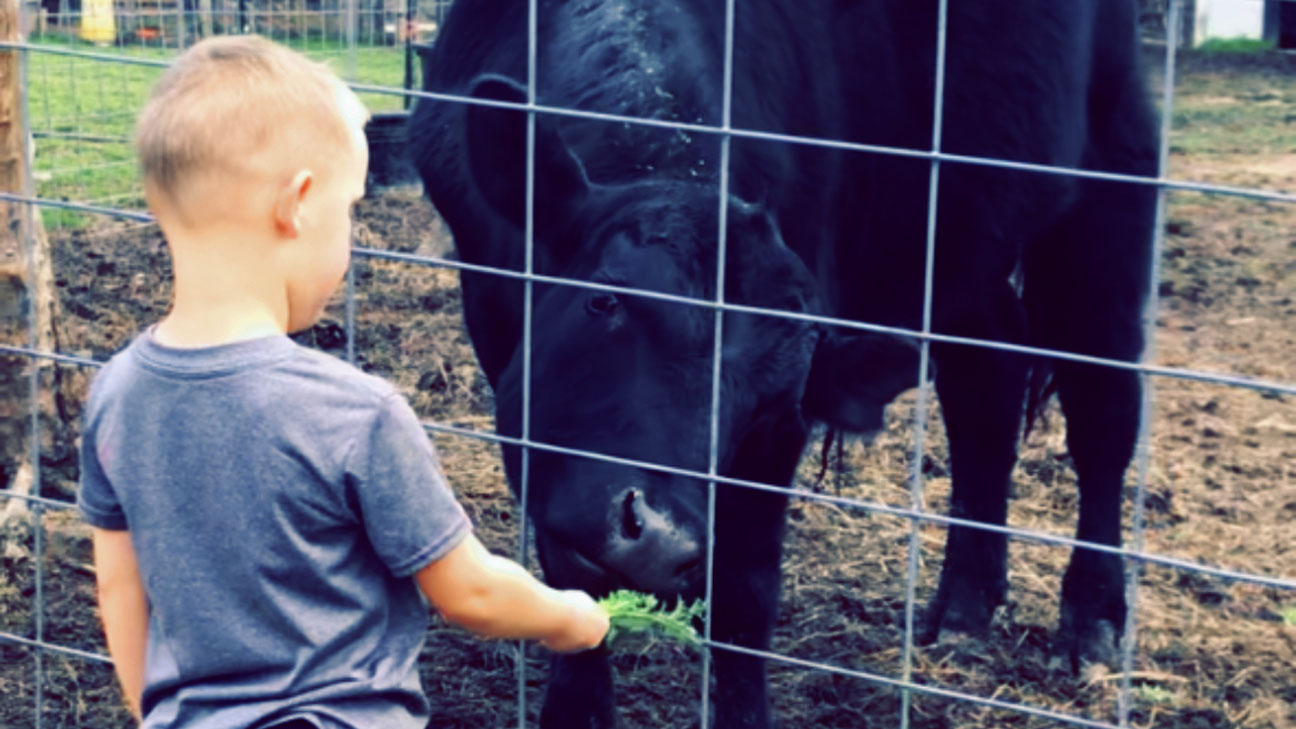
top-left (699, 0), bottom-right (736, 725)
top-left (1118, 1), bottom-right (1184, 725)
top-left (175, 0), bottom-right (186, 50)
top-left (900, 1), bottom-right (948, 726)
top-left (345, 0), bottom-right (357, 81)
top-left (515, 0), bottom-right (539, 723)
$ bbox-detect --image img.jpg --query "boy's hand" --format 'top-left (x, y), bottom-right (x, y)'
top-left (540, 590), bottom-right (610, 653)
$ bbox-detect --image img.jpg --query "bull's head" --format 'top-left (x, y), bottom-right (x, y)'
top-left (458, 76), bottom-right (919, 598)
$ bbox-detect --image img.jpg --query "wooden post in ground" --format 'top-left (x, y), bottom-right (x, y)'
top-left (197, 0), bottom-right (213, 38)
top-left (1, 0), bottom-right (59, 535)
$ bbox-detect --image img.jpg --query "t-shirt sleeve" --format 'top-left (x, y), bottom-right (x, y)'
top-left (349, 393), bottom-right (473, 577)
top-left (77, 411), bottom-right (129, 531)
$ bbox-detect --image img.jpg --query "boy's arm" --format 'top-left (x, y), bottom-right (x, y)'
top-left (91, 527), bottom-right (148, 722)
top-left (414, 534), bottom-right (609, 653)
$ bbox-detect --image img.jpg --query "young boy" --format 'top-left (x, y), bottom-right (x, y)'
top-left (77, 35), bottom-right (608, 729)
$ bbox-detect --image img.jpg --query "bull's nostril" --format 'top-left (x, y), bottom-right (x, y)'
top-left (621, 489), bottom-right (644, 540)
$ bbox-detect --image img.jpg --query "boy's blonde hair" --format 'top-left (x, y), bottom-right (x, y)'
top-left (136, 35), bottom-right (366, 211)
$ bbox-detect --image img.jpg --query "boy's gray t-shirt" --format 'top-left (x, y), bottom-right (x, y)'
top-left (78, 331), bottom-right (473, 729)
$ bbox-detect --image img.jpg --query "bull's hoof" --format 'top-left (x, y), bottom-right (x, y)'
top-left (1053, 610), bottom-right (1121, 674)
top-left (919, 600), bottom-right (993, 645)
top-left (1055, 555), bottom-right (1126, 673)
top-left (918, 574), bottom-right (1003, 645)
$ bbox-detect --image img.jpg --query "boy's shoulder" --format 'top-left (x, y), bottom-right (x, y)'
top-left (87, 330), bottom-right (402, 415)
top-left (84, 332), bottom-right (423, 478)
top-left (84, 334), bottom-right (151, 411)
top-left (286, 343), bottom-right (400, 404)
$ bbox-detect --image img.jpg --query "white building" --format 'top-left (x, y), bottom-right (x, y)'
top-left (1191, 0), bottom-right (1295, 47)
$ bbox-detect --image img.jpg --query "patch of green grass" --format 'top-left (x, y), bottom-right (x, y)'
top-left (1194, 36), bottom-right (1275, 54)
top-left (1166, 73), bottom-right (1296, 159)
top-left (1134, 683), bottom-right (1178, 706)
top-left (1170, 104), bottom-right (1294, 157)
top-left (25, 35), bottom-right (416, 229)
top-left (1281, 606), bottom-right (1296, 627)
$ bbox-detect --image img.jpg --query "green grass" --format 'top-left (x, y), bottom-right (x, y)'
top-left (1194, 36), bottom-right (1275, 54)
top-left (25, 34), bottom-right (417, 229)
top-left (1165, 70), bottom-right (1296, 159)
top-left (1281, 606), bottom-right (1296, 627)
top-left (1133, 684), bottom-right (1179, 706)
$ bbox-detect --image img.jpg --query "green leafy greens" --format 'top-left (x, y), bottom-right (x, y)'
top-left (598, 590), bottom-right (707, 649)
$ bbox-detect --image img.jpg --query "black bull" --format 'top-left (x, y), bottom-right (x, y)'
top-left (408, 1), bottom-right (1157, 726)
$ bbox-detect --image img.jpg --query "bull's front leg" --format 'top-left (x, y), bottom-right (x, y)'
top-left (709, 485), bottom-right (789, 729)
top-left (540, 646), bottom-right (616, 729)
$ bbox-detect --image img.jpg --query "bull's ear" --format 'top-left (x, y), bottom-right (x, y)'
top-left (801, 330), bottom-right (924, 435)
top-left (465, 74), bottom-right (590, 231)
top-left (724, 198), bottom-right (816, 312)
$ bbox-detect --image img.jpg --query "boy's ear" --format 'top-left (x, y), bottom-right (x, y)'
top-left (273, 169), bottom-right (313, 238)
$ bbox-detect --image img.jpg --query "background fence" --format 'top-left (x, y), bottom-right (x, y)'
top-left (2, 0), bottom-right (1296, 727)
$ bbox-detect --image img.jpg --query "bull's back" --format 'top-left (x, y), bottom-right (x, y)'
top-left (410, 0), bottom-right (1155, 319)
top-left (816, 0), bottom-right (1155, 325)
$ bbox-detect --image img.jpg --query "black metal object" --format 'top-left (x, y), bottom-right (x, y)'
top-left (402, 0), bottom-right (415, 108)
top-left (1280, 0), bottom-right (1296, 48)
top-left (363, 112), bottom-right (419, 195)
top-left (412, 40), bottom-right (435, 89)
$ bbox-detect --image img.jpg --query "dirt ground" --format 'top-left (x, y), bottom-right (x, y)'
top-left (1, 55), bottom-right (1294, 729)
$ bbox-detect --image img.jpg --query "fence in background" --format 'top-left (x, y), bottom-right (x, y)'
top-left (3, 0), bottom-right (1296, 728)
top-left (19, 0), bottom-right (449, 231)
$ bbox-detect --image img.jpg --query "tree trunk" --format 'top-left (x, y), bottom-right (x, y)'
top-left (2, 0), bottom-right (59, 528)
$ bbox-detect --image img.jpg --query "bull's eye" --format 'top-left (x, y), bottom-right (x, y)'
top-left (586, 292), bottom-right (620, 317)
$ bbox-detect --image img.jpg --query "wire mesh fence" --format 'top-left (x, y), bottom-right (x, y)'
top-left (20, 0), bottom-right (448, 230)
top-left (2, 0), bottom-right (1295, 727)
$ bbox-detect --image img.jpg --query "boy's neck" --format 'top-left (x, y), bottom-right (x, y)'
top-left (154, 228), bottom-right (292, 349)
top-left (154, 307), bottom-right (286, 349)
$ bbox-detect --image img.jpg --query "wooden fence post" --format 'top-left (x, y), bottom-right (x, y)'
top-left (198, 0), bottom-right (214, 38)
top-left (2, 0), bottom-right (58, 533)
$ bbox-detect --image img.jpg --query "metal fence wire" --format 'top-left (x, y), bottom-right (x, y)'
top-left (2, 0), bottom-right (1295, 727)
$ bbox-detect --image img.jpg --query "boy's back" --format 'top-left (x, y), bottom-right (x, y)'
top-left (80, 331), bottom-right (471, 728)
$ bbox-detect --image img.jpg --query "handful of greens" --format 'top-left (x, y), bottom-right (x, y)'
top-left (598, 590), bottom-right (707, 649)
